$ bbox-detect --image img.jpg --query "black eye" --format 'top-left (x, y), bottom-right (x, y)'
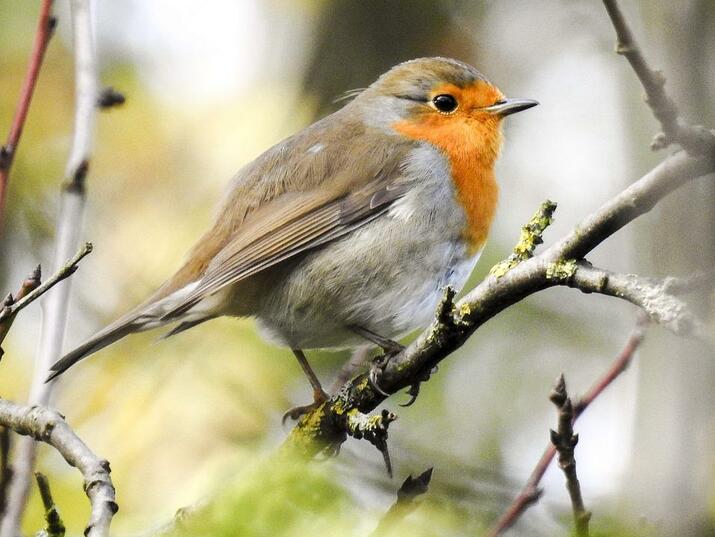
top-left (432, 94), bottom-right (458, 113)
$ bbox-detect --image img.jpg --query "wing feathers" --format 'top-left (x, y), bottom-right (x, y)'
top-left (162, 176), bottom-right (412, 320)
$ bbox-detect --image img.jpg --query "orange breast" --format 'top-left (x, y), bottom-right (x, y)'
top-left (393, 81), bottom-right (503, 253)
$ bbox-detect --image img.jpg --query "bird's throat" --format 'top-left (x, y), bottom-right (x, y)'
top-left (393, 117), bottom-right (501, 254)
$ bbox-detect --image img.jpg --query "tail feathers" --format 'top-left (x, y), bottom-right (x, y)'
top-left (158, 316), bottom-right (215, 341)
top-left (46, 313), bottom-right (148, 382)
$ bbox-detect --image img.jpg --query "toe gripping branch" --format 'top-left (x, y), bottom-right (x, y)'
top-left (368, 286), bottom-right (462, 408)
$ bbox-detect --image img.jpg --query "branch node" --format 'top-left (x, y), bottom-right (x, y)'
top-left (345, 408), bottom-right (397, 477)
top-left (96, 87), bottom-right (126, 110)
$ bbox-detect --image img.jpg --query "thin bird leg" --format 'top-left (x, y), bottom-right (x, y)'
top-left (349, 325), bottom-right (405, 398)
top-left (349, 325), bottom-right (405, 355)
top-left (282, 349), bottom-right (329, 423)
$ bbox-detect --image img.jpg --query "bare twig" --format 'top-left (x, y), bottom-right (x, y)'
top-left (1, 0), bottom-right (100, 533)
top-left (0, 400), bottom-right (116, 537)
top-left (371, 468), bottom-right (433, 536)
top-left (0, 243), bottom-right (92, 327)
top-left (0, 265), bottom-right (42, 356)
top-left (486, 317), bottom-right (647, 536)
top-left (602, 0), bottom-right (715, 154)
top-left (0, 0), bottom-right (56, 222)
top-left (34, 472), bottom-right (65, 537)
top-left (549, 375), bottom-right (590, 537)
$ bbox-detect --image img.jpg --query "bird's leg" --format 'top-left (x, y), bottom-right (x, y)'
top-left (282, 349), bottom-right (330, 423)
top-left (349, 325), bottom-right (405, 398)
top-left (349, 325), bottom-right (404, 356)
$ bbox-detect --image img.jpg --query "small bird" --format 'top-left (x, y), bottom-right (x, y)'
top-left (48, 57), bottom-right (536, 416)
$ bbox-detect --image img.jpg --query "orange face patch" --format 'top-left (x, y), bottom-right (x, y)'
top-left (393, 80), bottom-right (505, 253)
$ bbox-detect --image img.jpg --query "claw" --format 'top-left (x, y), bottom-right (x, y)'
top-left (368, 355), bottom-right (391, 397)
top-left (282, 388), bottom-right (328, 424)
top-left (400, 383), bottom-right (421, 407)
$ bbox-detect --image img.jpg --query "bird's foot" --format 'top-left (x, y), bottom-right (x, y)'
top-left (282, 387), bottom-right (330, 424)
top-left (400, 364), bottom-right (439, 407)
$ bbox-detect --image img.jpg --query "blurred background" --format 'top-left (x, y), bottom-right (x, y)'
top-left (1, 1), bottom-right (714, 535)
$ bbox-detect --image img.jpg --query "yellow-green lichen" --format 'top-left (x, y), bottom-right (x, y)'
top-left (489, 200), bottom-right (557, 279)
top-left (546, 259), bottom-right (578, 281)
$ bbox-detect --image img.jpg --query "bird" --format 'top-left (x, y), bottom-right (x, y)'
top-left (47, 57), bottom-right (537, 417)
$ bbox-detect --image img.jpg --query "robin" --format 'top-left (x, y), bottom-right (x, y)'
top-left (47, 57), bottom-right (537, 417)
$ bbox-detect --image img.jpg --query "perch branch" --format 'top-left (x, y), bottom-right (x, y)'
top-left (0, 400), bottom-right (116, 537)
top-left (549, 375), bottom-right (590, 537)
top-left (283, 147), bottom-right (712, 462)
top-left (1, 0), bottom-right (100, 533)
top-left (0, 0), bottom-right (56, 222)
top-left (602, 0), bottom-right (715, 154)
top-left (486, 316), bottom-right (647, 536)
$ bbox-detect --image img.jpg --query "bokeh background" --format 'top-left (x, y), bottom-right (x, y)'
top-left (1, 1), bottom-right (714, 535)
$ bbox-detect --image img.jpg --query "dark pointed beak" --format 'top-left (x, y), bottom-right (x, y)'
top-left (483, 98), bottom-right (539, 117)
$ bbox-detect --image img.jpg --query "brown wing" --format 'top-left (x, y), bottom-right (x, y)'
top-left (160, 130), bottom-right (415, 319)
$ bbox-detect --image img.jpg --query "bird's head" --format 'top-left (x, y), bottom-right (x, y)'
top-left (356, 57), bottom-right (537, 163)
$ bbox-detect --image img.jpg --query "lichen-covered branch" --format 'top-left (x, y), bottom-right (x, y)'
top-left (0, 399), bottom-right (117, 537)
top-left (569, 261), bottom-right (699, 336)
top-left (602, 0), bottom-right (715, 155)
top-left (549, 375), bottom-right (591, 537)
top-left (486, 316), bottom-right (647, 536)
top-left (283, 144), bottom-right (712, 460)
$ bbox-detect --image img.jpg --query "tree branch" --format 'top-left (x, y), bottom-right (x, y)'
top-left (602, 0), bottom-right (715, 154)
top-left (1, 0), bottom-right (100, 533)
top-left (569, 261), bottom-right (699, 337)
top-left (549, 375), bottom-right (590, 537)
top-left (0, 243), bottom-right (93, 330)
top-left (0, 400), bottom-right (116, 537)
top-left (0, 0), bottom-right (56, 223)
top-left (282, 146), bottom-right (712, 462)
top-left (486, 316), bottom-right (647, 536)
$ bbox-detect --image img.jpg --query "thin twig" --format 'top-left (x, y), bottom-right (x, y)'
top-left (602, 0), bottom-right (715, 154)
top-left (0, 265), bottom-right (42, 356)
top-left (1, 0), bottom-right (99, 533)
top-left (549, 375), bottom-right (590, 537)
top-left (485, 317), bottom-right (647, 536)
top-left (0, 243), bottom-right (92, 326)
top-left (0, 0), bottom-right (57, 222)
top-left (0, 427), bottom-right (11, 518)
top-left (34, 472), bottom-right (65, 537)
top-left (0, 400), bottom-right (116, 537)
top-left (371, 468), bottom-right (433, 536)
